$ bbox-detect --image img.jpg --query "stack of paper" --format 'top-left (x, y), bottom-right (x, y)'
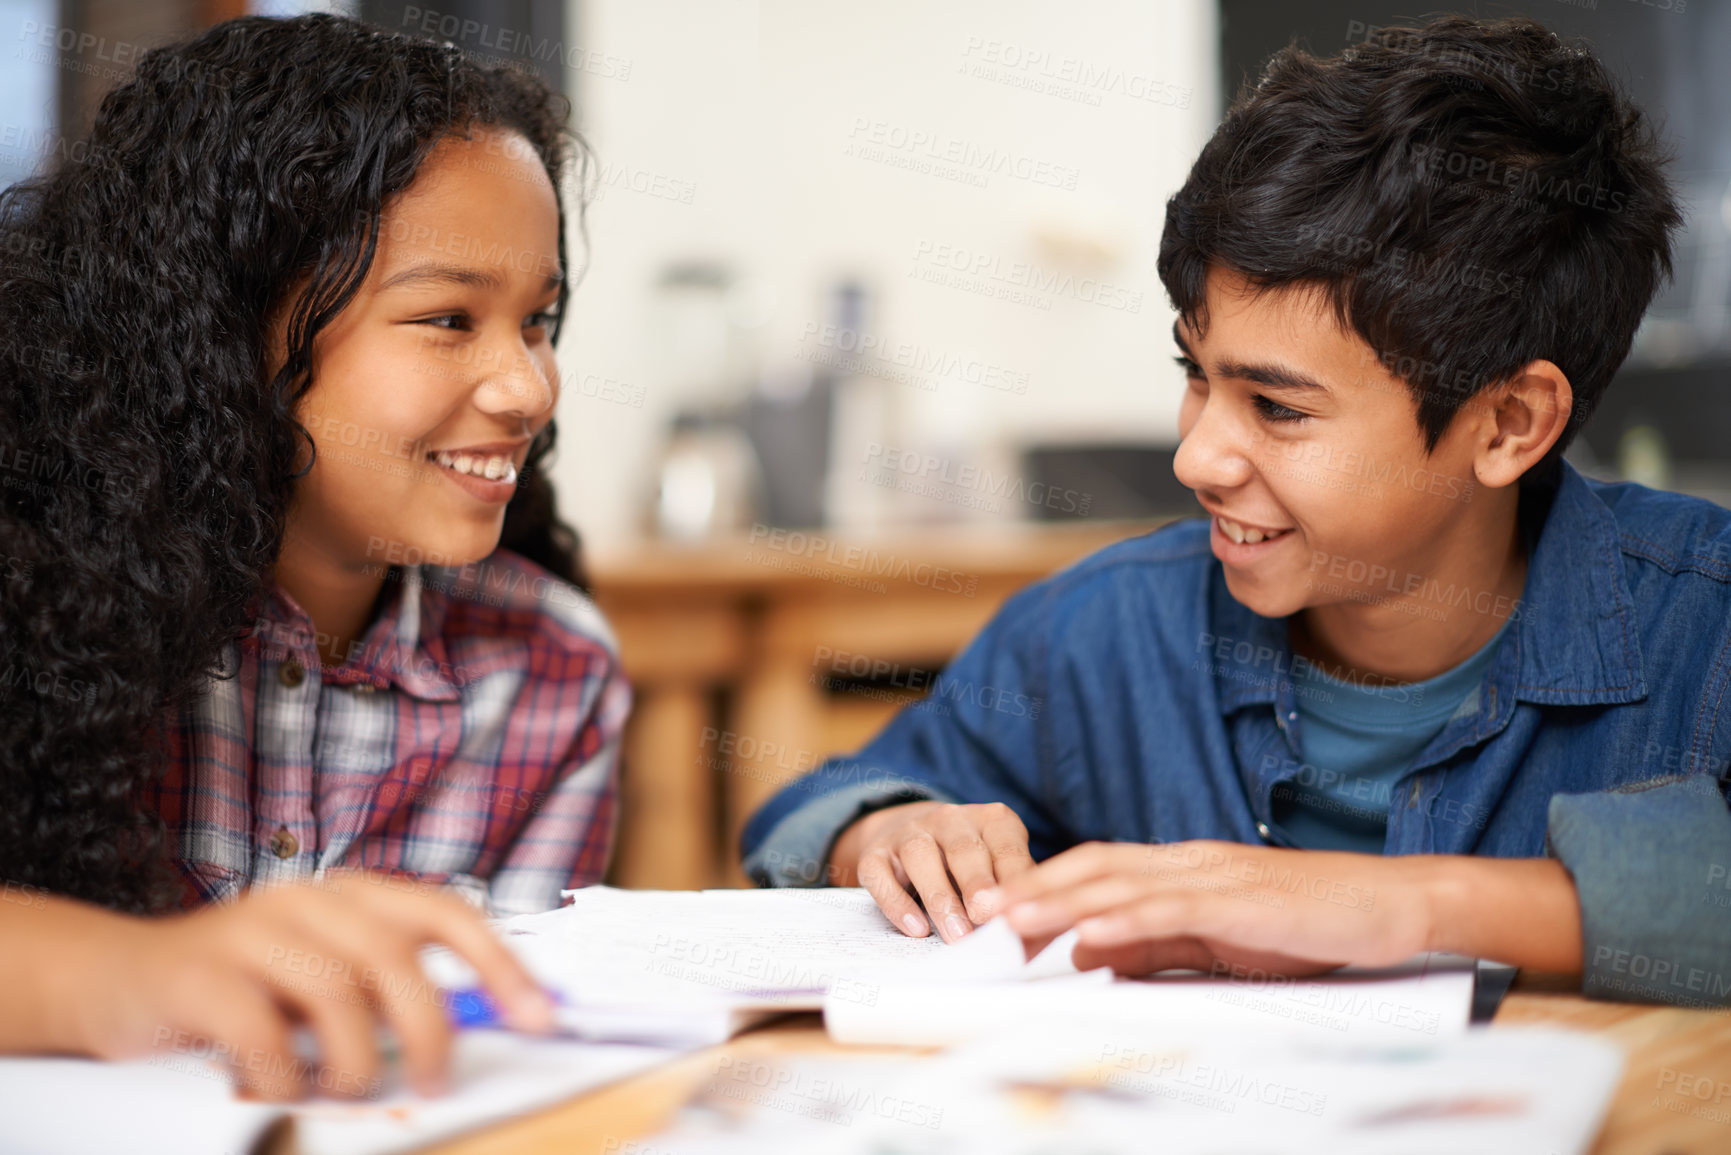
top-left (420, 886), bottom-right (959, 1045)
top-left (429, 887), bottom-right (1479, 1050)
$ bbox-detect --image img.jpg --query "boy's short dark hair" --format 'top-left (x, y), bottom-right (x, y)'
top-left (1157, 15), bottom-right (1683, 467)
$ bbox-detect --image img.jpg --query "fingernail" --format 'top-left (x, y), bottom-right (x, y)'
top-left (945, 915), bottom-right (970, 941)
top-left (974, 887), bottom-right (1000, 913)
top-left (1075, 918), bottom-right (1115, 944)
top-left (901, 913), bottom-right (929, 936)
top-left (1006, 902), bottom-right (1035, 926)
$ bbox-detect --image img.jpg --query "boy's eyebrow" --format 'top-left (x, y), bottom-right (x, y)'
top-left (1214, 358), bottom-right (1330, 394)
top-left (379, 262), bottom-right (564, 293)
top-left (1172, 321), bottom-right (1330, 394)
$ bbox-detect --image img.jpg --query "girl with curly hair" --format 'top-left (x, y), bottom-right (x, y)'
top-left (0, 12), bottom-right (630, 1098)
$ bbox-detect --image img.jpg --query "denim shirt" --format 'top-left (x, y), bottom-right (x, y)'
top-left (741, 460), bottom-right (1731, 1006)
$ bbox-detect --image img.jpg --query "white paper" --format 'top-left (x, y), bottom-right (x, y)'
top-left (292, 1034), bottom-right (680, 1155)
top-left (0, 1054), bottom-right (287, 1155)
top-left (824, 951), bottom-right (1478, 1047)
top-left (425, 887), bottom-right (953, 1015)
top-left (0, 1033), bottom-right (681, 1155)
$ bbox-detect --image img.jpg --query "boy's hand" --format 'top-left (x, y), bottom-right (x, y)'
top-left (66, 871), bottom-right (553, 1101)
top-left (982, 840), bottom-right (1581, 977)
top-left (831, 801), bottom-right (1035, 942)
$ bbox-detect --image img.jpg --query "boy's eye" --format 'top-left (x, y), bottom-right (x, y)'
top-left (525, 309), bottom-right (562, 338)
top-left (1173, 354), bottom-right (1203, 379)
top-left (1252, 394), bottom-right (1309, 424)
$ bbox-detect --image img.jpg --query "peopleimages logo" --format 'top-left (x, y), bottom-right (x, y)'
top-left (845, 116), bottom-right (1081, 190)
top-left (910, 240), bottom-right (1144, 313)
top-left (1410, 143), bottom-right (1627, 213)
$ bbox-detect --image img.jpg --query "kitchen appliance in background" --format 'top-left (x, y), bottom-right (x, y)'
top-left (814, 280), bottom-right (898, 532)
top-left (736, 279), bottom-right (879, 531)
top-left (651, 411), bottom-right (766, 541)
top-left (645, 259), bottom-right (771, 540)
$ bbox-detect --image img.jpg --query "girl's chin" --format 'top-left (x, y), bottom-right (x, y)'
top-left (376, 529), bottom-right (502, 570)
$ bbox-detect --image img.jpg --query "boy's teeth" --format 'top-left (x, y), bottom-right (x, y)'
top-left (1218, 516), bottom-right (1287, 545)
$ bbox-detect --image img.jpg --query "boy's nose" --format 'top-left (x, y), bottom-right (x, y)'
top-left (1174, 405), bottom-right (1256, 497)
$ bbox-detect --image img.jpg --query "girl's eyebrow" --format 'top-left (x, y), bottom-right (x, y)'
top-left (379, 261), bottom-right (563, 293)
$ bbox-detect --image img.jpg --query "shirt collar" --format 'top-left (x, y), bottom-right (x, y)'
top-left (256, 564), bottom-right (462, 701)
top-left (1210, 458), bottom-right (1646, 714)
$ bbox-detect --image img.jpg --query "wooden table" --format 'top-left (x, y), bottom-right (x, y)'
top-left (589, 520), bottom-right (1167, 890)
top-left (425, 978), bottom-right (1731, 1154)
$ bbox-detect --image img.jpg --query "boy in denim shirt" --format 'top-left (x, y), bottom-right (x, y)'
top-left (743, 15), bottom-right (1731, 1006)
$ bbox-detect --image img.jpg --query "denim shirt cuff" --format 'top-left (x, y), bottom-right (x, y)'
top-left (1547, 773), bottom-right (1731, 1007)
top-left (743, 780), bottom-right (956, 888)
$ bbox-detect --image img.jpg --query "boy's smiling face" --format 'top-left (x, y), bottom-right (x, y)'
top-left (1173, 267), bottom-right (1491, 621)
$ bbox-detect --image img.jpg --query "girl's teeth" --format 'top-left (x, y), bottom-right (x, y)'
top-left (429, 451), bottom-right (517, 484)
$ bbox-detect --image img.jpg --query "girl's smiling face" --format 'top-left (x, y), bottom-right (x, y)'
top-left (281, 126), bottom-right (564, 572)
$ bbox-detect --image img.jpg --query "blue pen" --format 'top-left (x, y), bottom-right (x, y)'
top-left (441, 983), bottom-right (829, 1046)
top-left (444, 985), bottom-right (562, 1028)
top-left (445, 983), bottom-right (827, 1029)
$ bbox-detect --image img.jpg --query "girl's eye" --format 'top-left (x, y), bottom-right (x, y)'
top-left (419, 313), bottom-right (469, 331)
top-left (1252, 394), bottom-right (1309, 424)
top-left (525, 310), bottom-right (562, 336)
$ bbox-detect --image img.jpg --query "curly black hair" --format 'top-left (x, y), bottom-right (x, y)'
top-left (1158, 15), bottom-right (1683, 469)
top-left (0, 13), bottom-right (592, 913)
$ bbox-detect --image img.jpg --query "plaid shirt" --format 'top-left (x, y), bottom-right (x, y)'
top-left (145, 549), bottom-right (629, 916)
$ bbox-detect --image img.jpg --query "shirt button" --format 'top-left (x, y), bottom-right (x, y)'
top-left (278, 659), bottom-right (305, 688)
top-left (352, 681), bottom-right (376, 694)
top-left (1256, 821), bottom-right (1272, 840)
top-left (269, 825), bottom-right (299, 858)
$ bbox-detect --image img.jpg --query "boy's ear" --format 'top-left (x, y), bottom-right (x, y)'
top-left (1473, 359), bottom-right (1574, 489)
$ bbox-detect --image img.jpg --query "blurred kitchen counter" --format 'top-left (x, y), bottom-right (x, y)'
top-left (588, 518), bottom-right (1171, 889)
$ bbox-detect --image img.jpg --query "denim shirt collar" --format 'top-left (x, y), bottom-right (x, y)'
top-left (1209, 458), bottom-right (1647, 718)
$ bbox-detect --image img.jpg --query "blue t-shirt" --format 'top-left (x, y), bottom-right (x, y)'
top-left (1273, 613), bottom-right (1515, 853)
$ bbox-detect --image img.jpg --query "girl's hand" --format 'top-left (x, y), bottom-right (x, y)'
top-left (60, 872), bottom-right (553, 1101)
top-left (982, 839), bottom-right (1582, 978)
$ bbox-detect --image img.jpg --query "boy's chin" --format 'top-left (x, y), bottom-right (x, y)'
top-left (1221, 572), bottom-right (1307, 621)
